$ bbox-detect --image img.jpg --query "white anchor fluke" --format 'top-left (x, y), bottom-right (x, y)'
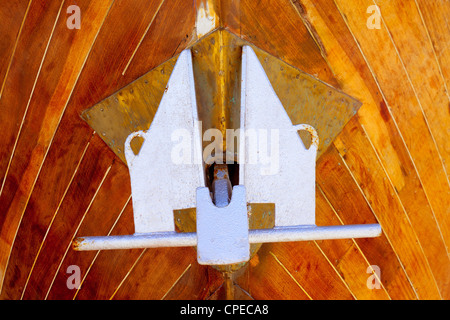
top-left (123, 49), bottom-right (204, 234)
top-left (240, 46), bottom-right (318, 227)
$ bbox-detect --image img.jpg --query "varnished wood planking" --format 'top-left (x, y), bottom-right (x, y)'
top-left (234, 245), bottom-right (313, 300)
top-left (111, 247), bottom-right (197, 300)
top-left (46, 160), bottom-right (131, 300)
top-left (219, 0), bottom-right (240, 32)
top-left (123, 0), bottom-right (197, 83)
top-left (415, 0), bottom-right (450, 99)
top-left (20, 137), bottom-right (114, 299)
top-left (0, 0), bottom-right (30, 97)
top-left (262, 242), bottom-right (355, 300)
top-left (333, 0), bottom-right (450, 256)
top-left (1, 0), bottom-right (195, 300)
top-left (0, 0), bottom-right (64, 199)
top-left (0, 0), bottom-right (69, 296)
top-left (0, 0), bottom-right (113, 292)
top-left (374, 0), bottom-right (450, 243)
top-left (73, 200), bottom-right (143, 299)
top-left (298, 0), bottom-right (450, 298)
top-left (161, 263), bottom-right (223, 300)
top-left (72, 0), bottom-right (172, 103)
top-left (334, 117), bottom-right (441, 299)
top-left (0, 134), bottom-right (94, 300)
top-left (296, 0), bottom-right (425, 202)
top-left (317, 146), bottom-right (418, 299)
top-left (315, 187), bottom-right (390, 299)
top-left (223, 0), bottom-right (339, 88)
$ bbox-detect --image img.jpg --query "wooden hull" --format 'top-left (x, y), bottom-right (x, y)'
top-left (0, 0), bottom-right (449, 300)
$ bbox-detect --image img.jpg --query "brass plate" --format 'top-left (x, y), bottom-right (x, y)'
top-left (81, 60), bottom-right (176, 163)
top-left (81, 29), bottom-right (360, 164)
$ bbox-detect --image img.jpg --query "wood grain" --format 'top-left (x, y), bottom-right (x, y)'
top-left (317, 145), bottom-right (418, 299)
top-left (162, 263), bottom-right (223, 300)
top-left (73, 199), bottom-right (144, 299)
top-left (21, 136), bottom-right (115, 299)
top-left (223, 0), bottom-right (338, 87)
top-left (298, 0), bottom-right (450, 298)
top-left (415, 0), bottom-right (450, 100)
top-left (334, 0), bottom-right (450, 259)
top-left (123, 0), bottom-right (197, 82)
top-left (0, 0), bottom-right (113, 293)
top-left (234, 244), bottom-right (313, 300)
top-left (46, 160), bottom-right (131, 300)
top-left (315, 186), bottom-right (390, 299)
top-left (0, 0), bottom-right (30, 97)
top-left (334, 117), bottom-right (441, 299)
top-left (262, 242), bottom-right (354, 300)
top-left (111, 247), bottom-right (197, 300)
top-left (374, 0), bottom-right (450, 247)
top-left (0, 0), bottom-right (448, 300)
top-left (1, 0), bottom-right (195, 298)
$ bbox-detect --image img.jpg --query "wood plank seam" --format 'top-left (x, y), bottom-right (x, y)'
top-left (233, 282), bottom-right (254, 300)
top-left (335, 150), bottom-right (420, 299)
top-left (360, 123), bottom-right (443, 299)
top-left (18, 137), bottom-right (92, 299)
top-left (413, 0), bottom-right (450, 101)
top-left (312, 240), bottom-right (357, 299)
top-left (71, 194), bottom-right (131, 300)
top-left (0, 0), bottom-right (114, 294)
top-left (0, 0), bottom-right (65, 199)
top-left (333, 0), bottom-right (450, 258)
top-left (121, 0), bottom-right (167, 75)
top-left (108, 249), bottom-right (148, 300)
top-left (292, 0), bottom-right (422, 298)
top-left (206, 282), bottom-right (224, 300)
top-left (268, 251), bottom-right (313, 300)
top-left (0, 0), bottom-right (66, 288)
top-left (43, 165), bottom-right (113, 300)
top-left (289, 0), bottom-right (339, 81)
top-left (334, 0), bottom-right (450, 257)
top-left (317, 185), bottom-right (391, 299)
top-left (0, 0), bottom-right (32, 100)
top-left (374, 0), bottom-right (450, 191)
top-left (160, 264), bottom-right (192, 300)
top-left (367, 48), bottom-right (449, 255)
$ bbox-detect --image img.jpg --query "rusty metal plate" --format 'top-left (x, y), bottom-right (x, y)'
top-left (81, 60), bottom-right (176, 164)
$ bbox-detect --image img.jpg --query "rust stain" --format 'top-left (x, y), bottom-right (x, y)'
top-left (72, 237), bottom-right (85, 251)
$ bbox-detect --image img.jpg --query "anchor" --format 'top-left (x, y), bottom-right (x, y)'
top-left (73, 46), bottom-right (381, 266)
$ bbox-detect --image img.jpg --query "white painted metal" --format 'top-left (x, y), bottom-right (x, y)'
top-left (196, 185), bottom-right (250, 265)
top-left (74, 224), bottom-right (381, 251)
top-left (124, 49), bottom-right (205, 233)
top-left (239, 45), bottom-right (318, 227)
top-left (75, 232), bottom-right (197, 251)
top-left (248, 224), bottom-right (382, 243)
